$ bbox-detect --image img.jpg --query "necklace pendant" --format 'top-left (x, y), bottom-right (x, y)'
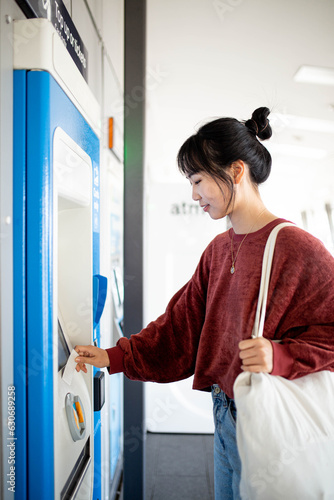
top-left (230, 265), bottom-right (235, 274)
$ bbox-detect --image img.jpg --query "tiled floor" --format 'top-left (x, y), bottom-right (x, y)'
top-left (145, 433), bottom-right (214, 500)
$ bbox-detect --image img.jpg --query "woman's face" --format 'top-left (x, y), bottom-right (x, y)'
top-left (188, 171), bottom-right (232, 220)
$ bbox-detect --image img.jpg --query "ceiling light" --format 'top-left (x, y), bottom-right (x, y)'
top-left (294, 65), bottom-right (334, 86)
top-left (271, 113), bottom-right (334, 134)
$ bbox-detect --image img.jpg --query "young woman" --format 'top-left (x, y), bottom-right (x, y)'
top-left (75, 107), bottom-right (334, 499)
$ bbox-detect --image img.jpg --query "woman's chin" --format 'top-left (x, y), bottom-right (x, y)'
top-left (208, 211), bottom-right (226, 221)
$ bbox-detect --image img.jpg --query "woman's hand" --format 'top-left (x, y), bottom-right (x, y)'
top-left (238, 337), bottom-right (273, 373)
top-left (74, 345), bottom-right (110, 373)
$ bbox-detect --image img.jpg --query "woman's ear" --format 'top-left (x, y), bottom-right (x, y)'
top-left (231, 160), bottom-right (245, 184)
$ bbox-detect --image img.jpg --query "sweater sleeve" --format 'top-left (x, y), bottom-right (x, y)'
top-left (266, 227), bottom-right (334, 379)
top-left (113, 246), bottom-right (210, 383)
top-left (270, 342), bottom-right (294, 377)
top-left (106, 346), bottom-right (125, 375)
top-left (270, 323), bottom-right (334, 378)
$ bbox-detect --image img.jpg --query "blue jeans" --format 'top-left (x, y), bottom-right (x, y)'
top-left (212, 385), bottom-right (242, 500)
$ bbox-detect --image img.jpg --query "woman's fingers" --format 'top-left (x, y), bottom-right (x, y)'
top-left (74, 345), bottom-right (110, 369)
top-left (238, 338), bottom-right (273, 373)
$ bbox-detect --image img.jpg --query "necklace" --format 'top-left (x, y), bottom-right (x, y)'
top-left (230, 208), bottom-right (266, 275)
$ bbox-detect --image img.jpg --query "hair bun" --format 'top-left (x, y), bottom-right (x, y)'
top-left (245, 107), bottom-right (272, 141)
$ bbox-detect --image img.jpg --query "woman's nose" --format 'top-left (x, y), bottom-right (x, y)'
top-left (192, 185), bottom-right (201, 201)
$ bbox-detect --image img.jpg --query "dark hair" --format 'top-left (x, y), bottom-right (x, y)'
top-left (177, 107), bottom-right (272, 209)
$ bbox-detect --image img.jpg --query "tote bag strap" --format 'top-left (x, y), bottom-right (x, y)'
top-left (252, 222), bottom-right (295, 339)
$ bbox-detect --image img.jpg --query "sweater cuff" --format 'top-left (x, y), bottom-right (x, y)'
top-left (270, 341), bottom-right (294, 378)
top-left (105, 346), bottom-right (125, 375)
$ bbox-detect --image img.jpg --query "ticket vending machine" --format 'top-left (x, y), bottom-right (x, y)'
top-left (13, 19), bottom-right (106, 500)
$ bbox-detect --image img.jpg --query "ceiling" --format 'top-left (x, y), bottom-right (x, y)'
top-left (145, 0), bottom-right (334, 227)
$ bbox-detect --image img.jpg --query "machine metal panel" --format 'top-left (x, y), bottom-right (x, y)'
top-left (14, 69), bottom-right (101, 499)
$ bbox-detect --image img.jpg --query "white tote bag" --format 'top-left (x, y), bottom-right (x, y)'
top-left (233, 223), bottom-right (334, 500)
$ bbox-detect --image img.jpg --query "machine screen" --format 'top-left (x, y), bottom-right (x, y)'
top-left (58, 320), bottom-right (70, 371)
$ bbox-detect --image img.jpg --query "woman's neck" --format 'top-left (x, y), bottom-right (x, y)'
top-left (228, 203), bottom-right (277, 235)
top-left (226, 165), bottom-right (278, 234)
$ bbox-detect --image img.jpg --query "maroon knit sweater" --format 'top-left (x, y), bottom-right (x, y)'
top-left (106, 219), bottom-right (334, 398)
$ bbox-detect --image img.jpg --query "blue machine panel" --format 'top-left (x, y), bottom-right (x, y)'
top-left (13, 70), bottom-right (101, 500)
